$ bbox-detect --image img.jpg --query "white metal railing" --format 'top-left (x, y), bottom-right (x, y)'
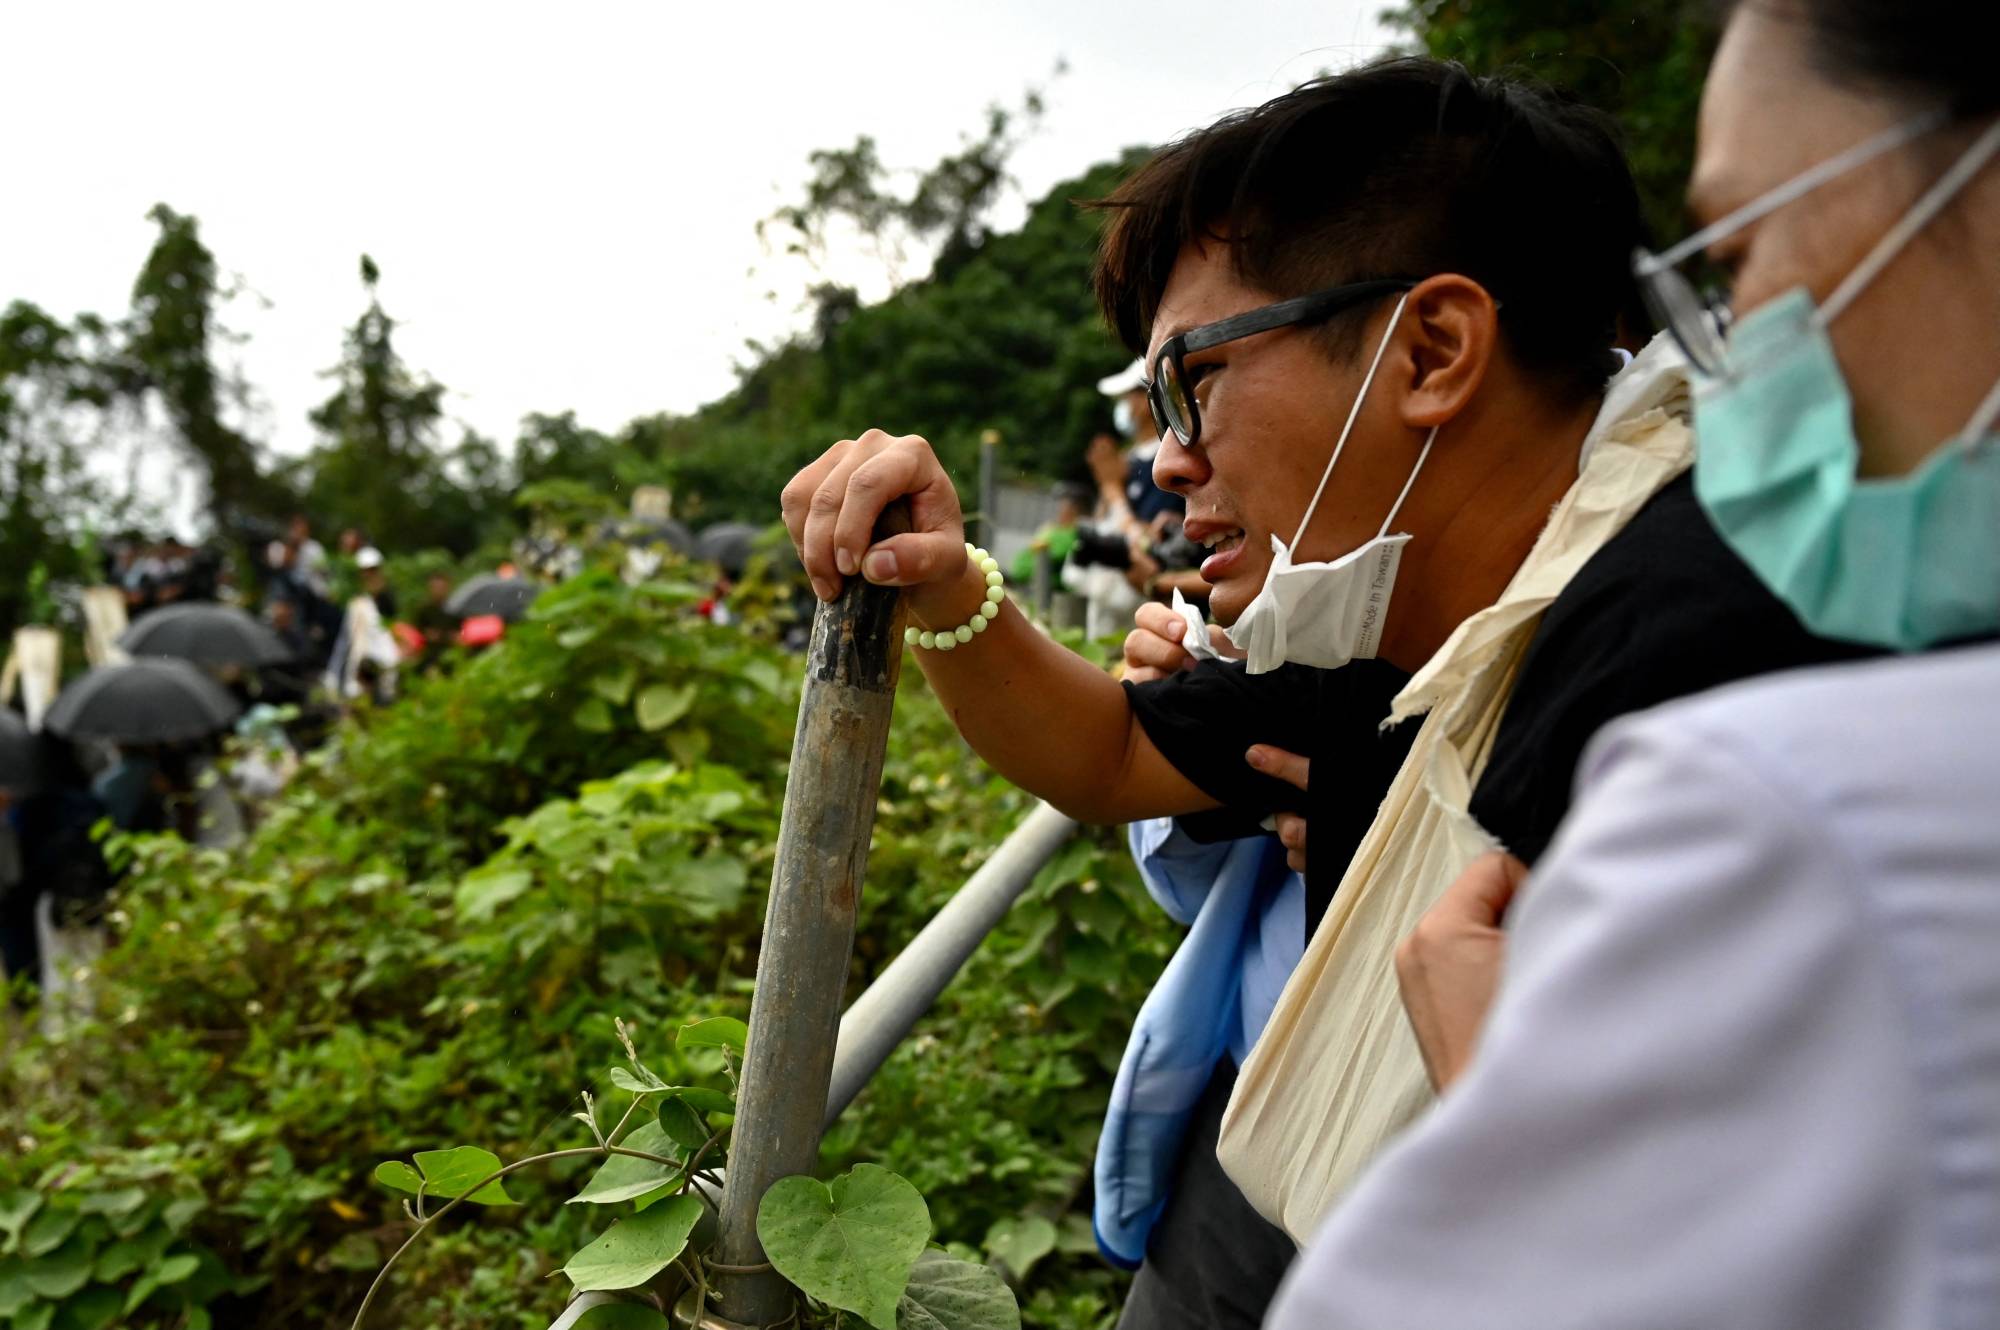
top-left (542, 801), bottom-right (1079, 1329)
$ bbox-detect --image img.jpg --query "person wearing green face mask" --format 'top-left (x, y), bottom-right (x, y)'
top-left (1266, 2), bottom-right (2000, 1327)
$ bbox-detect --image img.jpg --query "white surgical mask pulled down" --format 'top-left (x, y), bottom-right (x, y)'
top-left (1225, 292), bottom-right (1437, 674)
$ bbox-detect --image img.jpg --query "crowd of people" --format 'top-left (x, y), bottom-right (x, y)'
top-left (782, 1), bottom-right (2000, 1325)
top-left (0, 514), bottom-right (516, 1003)
top-left (2, 492), bottom-right (786, 1009)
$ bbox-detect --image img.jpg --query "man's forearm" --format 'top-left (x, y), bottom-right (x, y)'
top-left (904, 565), bottom-right (1214, 823)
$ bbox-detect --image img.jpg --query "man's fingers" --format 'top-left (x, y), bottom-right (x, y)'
top-left (800, 443), bottom-right (876, 600)
top-left (1245, 744), bottom-right (1310, 792)
top-left (1132, 600), bottom-right (1183, 641)
top-left (856, 531), bottom-right (967, 588)
top-left (835, 438), bottom-right (944, 580)
top-left (780, 440), bottom-right (853, 561)
top-left (1207, 624), bottom-right (1245, 659)
top-left (1122, 627), bottom-right (1191, 675)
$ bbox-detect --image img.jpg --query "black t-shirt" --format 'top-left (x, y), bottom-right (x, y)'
top-left (1121, 471), bottom-right (1878, 939)
top-left (1125, 658), bottom-right (1416, 918)
top-left (1467, 471), bottom-right (1879, 866)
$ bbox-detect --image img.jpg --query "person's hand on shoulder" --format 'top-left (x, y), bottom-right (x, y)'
top-left (781, 430), bottom-right (969, 617)
top-left (1395, 850), bottom-right (1527, 1092)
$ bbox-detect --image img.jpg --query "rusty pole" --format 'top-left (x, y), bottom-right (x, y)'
top-left (710, 511), bottom-right (909, 1327)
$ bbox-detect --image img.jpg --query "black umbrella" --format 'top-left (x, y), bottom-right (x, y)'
top-left (631, 518), bottom-right (695, 555)
top-left (695, 522), bottom-right (767, 577)
top-left (44, 659), bottom-right (242, 745)
top-left (0, 708), bottom-right (41, 795)
top-left (596, 518), bottom-right (696, 555)
top-left (445, 574), bottom-right (542, 622)
top-left (120, 602), bottom-right (293, 667)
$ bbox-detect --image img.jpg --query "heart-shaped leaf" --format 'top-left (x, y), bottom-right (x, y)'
top-left (569, 1122), bottom-right (682, 1207)
top-left (0, 1191), bottom-right (41, 1252)
top-left (154, 1252), bottom-right (199, 1285)
top-left (897, 1251), bottom-right (1020, 1330)
top-left (591, 664), bottom-right (637, 705)
top-left (982, 1216), bottom-right (1055, 1282)
top-left (636, 683), bottom-right (697, 732)
top-left (24, 1238), bottom-right (94, 1299)
top-left (676, 1017), bottom-right (747, 1055)
top-left (19, 1207), bottom-right (77, 1259)
top-left (414, 1147), bottom-right (516, 1206)
top-left (456, 866), bottom-right (534, 922)
top-left (757, 1164), bottom-right (929, 1330)
top-left (563, 1193), bottom-right (703, 1291)
top-left (374, 1148), bottom-right (515, 1206)
top-left (656, 1099), bottom-right (710, 1156)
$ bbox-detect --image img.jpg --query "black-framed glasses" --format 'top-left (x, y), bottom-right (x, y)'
top-left (1143, 278), bottom-right (1416, 448)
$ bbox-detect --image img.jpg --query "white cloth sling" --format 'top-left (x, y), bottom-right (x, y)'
top-left (1217, 340), bottom-right (1694, 1241)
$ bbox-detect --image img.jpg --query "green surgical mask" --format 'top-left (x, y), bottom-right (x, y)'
top-left (1686, 118), bottom-right (2000, 650)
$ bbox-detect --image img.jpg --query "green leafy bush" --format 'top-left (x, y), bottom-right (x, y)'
top-left (1, 577), bottom-right (1173, 1329)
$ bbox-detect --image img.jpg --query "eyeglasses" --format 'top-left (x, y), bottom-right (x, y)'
top-left (1632, 111), bottom-right (1947, 377)
top-left (1142, 278), bottom-right (1416, 448)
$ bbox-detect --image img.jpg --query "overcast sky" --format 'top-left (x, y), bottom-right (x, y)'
top-left (2, 0), bottom-right (1393, 526)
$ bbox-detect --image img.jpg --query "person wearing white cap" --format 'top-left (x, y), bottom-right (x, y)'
top-left (1068, 359), bottom-right (1209, 637)
top-left (354, 548), bottom-right (396, 619)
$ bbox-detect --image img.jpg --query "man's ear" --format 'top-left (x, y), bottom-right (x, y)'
top-left (1396, 274), bottom-right (1499, 430)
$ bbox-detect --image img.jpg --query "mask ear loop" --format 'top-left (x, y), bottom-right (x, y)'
top-left (1374, 425), bottom-right (1441, 539)
top-left (1288, 292), bottom-right (1412, 551)
top-left (1819, 117), bottom-right (2000, 326)
top-left (1963, 375), bottom-right (2000, 449)
top-left (1814, 118), bottom-right (2000, 450)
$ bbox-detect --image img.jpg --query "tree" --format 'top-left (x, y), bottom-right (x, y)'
top-left (0, 302), bottom-right (117, 636)
top-left (1384, 0), bottom-right (1716, 243)
top-left (119, 203), bottom-right (278, 533)
top-left (298, 256), bottom-right (502, 553)
top-left (657, 92), bottom-right (1143, 521)
top-left (755, 73), bottom-right (1061, 331)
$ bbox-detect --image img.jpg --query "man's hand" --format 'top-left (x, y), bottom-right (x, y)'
top-left (1122, 601), bottom-right (1240, 683)
top-left (1122, 601), bottom-right (1197, 683)
top-left (1246, 744), bottom-right (1310, 872)
top-left (1395, 850), bottom-right (1528, 1093)
top-left (780, 430), bottom-right (969, 612)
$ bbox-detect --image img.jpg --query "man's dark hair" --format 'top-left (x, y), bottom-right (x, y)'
top-left (1091, 57), bottom-right (1651, 403)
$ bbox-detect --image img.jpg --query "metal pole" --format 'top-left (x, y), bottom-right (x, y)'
top-left (1030, 546), bottom-right (1053, 621)
top-left (823, 802), bottom-right (1076, 1125)
top-left (712, 511), bottom-right (909, 1328)
top-left (977, 429), bottom-right (1000, 554)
